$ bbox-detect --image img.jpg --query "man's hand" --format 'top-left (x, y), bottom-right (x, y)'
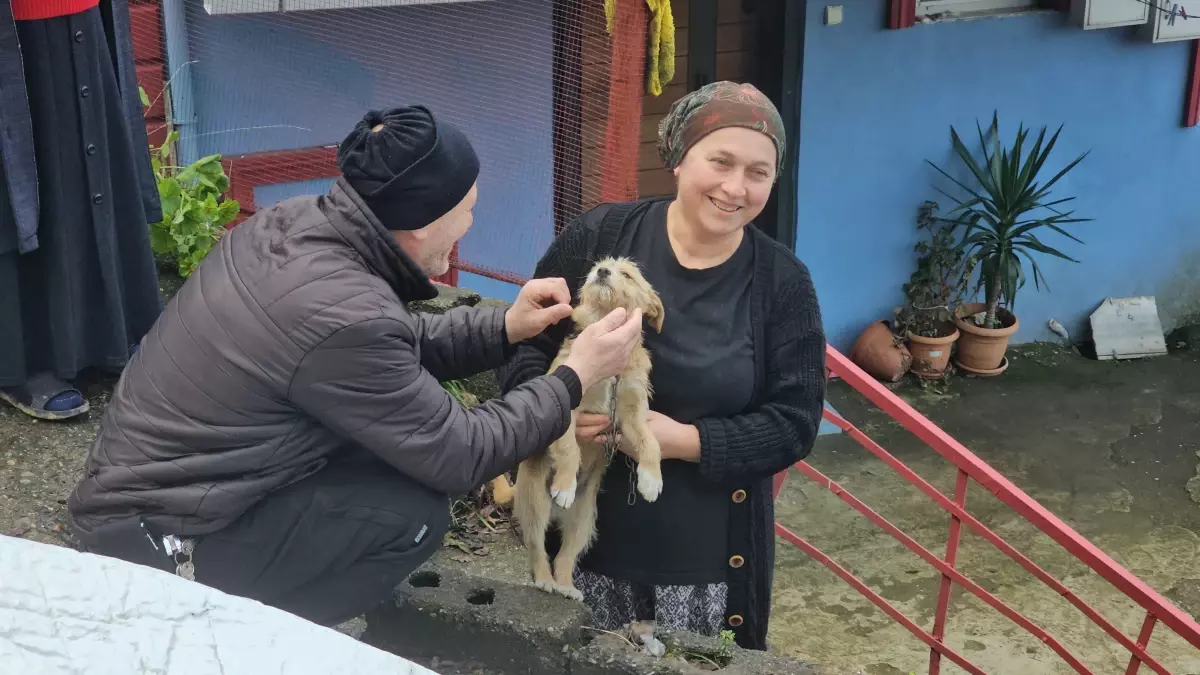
top-left (505, 277), bottom-right (574, 344)
top-left (563, 308), bottom-right (643, 391)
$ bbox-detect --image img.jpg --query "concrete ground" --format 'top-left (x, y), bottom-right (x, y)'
top-left (768, 344), bottom-right (1200, 674)
top-left (3, 316), bottom-right (1199, 673)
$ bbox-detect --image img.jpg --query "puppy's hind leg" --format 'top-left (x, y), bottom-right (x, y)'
top-left (550, 467), bottom-right (604, 602)
top-left (513, 464), bottom-right (555, 593)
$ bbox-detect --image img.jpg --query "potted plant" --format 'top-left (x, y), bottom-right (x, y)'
top-left (927, 113), bottom-right (1089, 376)
top-left (893, 201), bottom-right (975, 379)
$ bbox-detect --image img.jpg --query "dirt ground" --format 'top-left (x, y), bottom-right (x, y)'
top-left (3, 313), bottom-right (1199, 673)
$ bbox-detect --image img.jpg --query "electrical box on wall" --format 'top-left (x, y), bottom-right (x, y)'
top-left (1143, 1), bottom-right (1200, 43)
top-left (1068, 0), bottom-right (1148, 30)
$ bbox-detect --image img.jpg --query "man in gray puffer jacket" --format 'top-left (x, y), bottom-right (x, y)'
top-left (66, 106), bottom-right (643, 627)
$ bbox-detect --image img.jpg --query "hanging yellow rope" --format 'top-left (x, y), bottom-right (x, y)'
top-left (605, 0), bottom-right (676, 96)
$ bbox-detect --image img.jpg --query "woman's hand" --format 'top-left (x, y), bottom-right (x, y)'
top-left (595, 410), bottom-right (701, 462)
top-left (575, 412), bottom-right (614, 444)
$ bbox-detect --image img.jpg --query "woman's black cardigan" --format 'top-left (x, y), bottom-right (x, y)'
top-left (496, 197), bottom-right (827, 650)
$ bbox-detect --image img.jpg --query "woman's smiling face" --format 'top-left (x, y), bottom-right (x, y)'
top-left (672, 126), bottom-right (777, 238)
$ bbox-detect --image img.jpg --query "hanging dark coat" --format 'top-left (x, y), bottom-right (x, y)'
top-left (0, 0), bottom-right (161, 256)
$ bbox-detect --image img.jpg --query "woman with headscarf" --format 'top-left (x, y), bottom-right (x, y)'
top-left (498, 81), bottom-right (827, 650)
top-left (0, 0), bottom-right (162, 420)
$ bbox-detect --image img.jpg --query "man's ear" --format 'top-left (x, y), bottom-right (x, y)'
top-left (392, 228), bottom-right (429, 251)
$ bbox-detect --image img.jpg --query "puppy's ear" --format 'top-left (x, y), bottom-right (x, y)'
top-left (645, 292), bottom-right (665, 333)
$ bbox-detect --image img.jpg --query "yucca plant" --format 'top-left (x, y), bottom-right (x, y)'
top-left (927, 113), bottom-right (1090, 328)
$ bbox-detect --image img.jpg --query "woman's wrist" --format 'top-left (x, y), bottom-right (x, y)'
top-left (663, 422), bottom-right (702, 462)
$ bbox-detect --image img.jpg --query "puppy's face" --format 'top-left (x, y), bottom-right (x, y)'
top-left (577, 257), bottom-right (664, 333)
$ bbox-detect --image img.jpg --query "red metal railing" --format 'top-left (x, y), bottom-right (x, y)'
top-left (772, 345), bottom-right (1200, 674)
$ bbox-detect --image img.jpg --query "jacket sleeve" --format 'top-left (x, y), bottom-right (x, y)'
top-left (289, 316), bottom-right (573, 495)
top-left (413, 305), bottom-right (512, 382)
top-left (497, 213), bottom-right (595, 394)
top-left (695, 269), bottom-right (827, 485)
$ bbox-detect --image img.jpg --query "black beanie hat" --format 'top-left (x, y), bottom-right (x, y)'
top-left (336, 106), bottom-right (480, 231)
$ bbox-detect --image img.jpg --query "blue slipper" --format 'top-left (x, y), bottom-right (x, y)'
top-left (0, 372), bottom-right (89, 420)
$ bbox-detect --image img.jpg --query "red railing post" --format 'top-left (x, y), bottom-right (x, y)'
top-left (1124, 612), bottom-right (1159, 675)
top-left (929, 470), bottom-right (970, 675)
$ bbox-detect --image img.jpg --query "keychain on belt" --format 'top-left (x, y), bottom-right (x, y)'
top-left (140, 519), bottom-right (196, 581)
top-left (162, 535), bottom-right (196, 581)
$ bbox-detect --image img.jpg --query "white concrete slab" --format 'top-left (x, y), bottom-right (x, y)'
top-left (1090, 296), bottom-right (1169, 361)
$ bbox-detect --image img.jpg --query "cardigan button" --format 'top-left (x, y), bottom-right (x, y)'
top-left (729, 555), bottom-right (745, 569)
top-left (727, 615), bottom-right (744, 628)
top-left (86, 144), bottom-right (97, 156)
top-left (92, 193), bottom-right (104, 205)
top-left (74, 30), bottom-right (84, 43)
top-left (731, 489), bottom-right (747, 503)
top-left (80, 86), bottom-right (90, 98)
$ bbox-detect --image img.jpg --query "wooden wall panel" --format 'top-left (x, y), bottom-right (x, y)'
top-left (636, 0), bottom-right (755, 198)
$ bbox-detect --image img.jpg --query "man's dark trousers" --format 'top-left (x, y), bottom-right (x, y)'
top-left (85, 450), bottom-right (451, 626)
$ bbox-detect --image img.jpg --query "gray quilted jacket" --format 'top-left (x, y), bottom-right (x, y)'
top-left (67, 179), bottom-right (573, 539)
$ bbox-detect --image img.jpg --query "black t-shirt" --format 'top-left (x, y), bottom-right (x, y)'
top-left (578, 200), bottom-right (756, 585)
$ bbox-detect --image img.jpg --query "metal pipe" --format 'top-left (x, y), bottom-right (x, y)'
top-left (162, 0), bottom-right (199, 166)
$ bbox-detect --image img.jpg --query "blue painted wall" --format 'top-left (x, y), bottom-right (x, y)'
top-left (798, 2), bottom-right (1200, 349)
top-left (186, 0), bottom-right (555, 284)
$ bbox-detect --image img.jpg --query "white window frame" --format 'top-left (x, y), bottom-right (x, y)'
top-left (916, 0), bottom-right (1037, 18)
top-left (204, 0), bottom-right (489, 16)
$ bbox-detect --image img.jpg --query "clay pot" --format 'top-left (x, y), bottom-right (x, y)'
top-left (849, 321), bottom-right (911, 383)
top-left (954, 302), bottom-right (1019, 376)
top-left (906, 323), bottom-right (960, 379)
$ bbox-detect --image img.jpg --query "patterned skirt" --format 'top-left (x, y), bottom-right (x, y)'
top-left (574, 567), bottom-right (728, 635)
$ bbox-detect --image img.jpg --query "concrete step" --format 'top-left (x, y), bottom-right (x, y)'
top-left (362, 560), bottom-right (823, 675)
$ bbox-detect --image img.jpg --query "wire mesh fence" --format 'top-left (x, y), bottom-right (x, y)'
top-left (130, 0), bottom-right (640, 290)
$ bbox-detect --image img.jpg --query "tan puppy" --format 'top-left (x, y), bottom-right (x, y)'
top-left (497, 257), bottom-right (665, 600)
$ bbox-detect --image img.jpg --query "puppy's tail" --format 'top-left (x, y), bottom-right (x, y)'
top-left (490, 474), bottom-right (516, 508)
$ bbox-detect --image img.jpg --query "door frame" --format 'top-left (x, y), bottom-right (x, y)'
top-left (751, 0), bottom-right (804, 250)
top-left (688, 0), bottom-right (804, 248)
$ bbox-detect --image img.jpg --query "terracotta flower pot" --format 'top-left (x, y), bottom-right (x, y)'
top-left (849, 321), bottom-right (911, 383)
top-left (954, 302), bottom-right (1019, 376)
top-left (906, 323), bottom-right (960, 379)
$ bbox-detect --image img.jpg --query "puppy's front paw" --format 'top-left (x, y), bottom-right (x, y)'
top-left (636, 465), bottom-right (663, 502)
top-left (533, 579), bottom-right (558, 595)
top-left (550, 479), bottom-right (577, 509)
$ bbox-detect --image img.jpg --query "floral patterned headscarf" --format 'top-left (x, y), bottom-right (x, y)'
top-left (656, 80), bottom-right (786, 176)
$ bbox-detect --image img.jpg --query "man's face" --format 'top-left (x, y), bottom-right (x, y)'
top-left (394, 182), bottom-right (478, 277)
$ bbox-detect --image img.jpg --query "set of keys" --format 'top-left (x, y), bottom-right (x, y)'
top-left (141, 520), bottom-right (196, 581)
top-left (163, 534), bottom-right (197, 581)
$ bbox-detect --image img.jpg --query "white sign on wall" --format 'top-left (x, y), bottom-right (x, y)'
top-left (1069, 0), bottom-right (1150, 30)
